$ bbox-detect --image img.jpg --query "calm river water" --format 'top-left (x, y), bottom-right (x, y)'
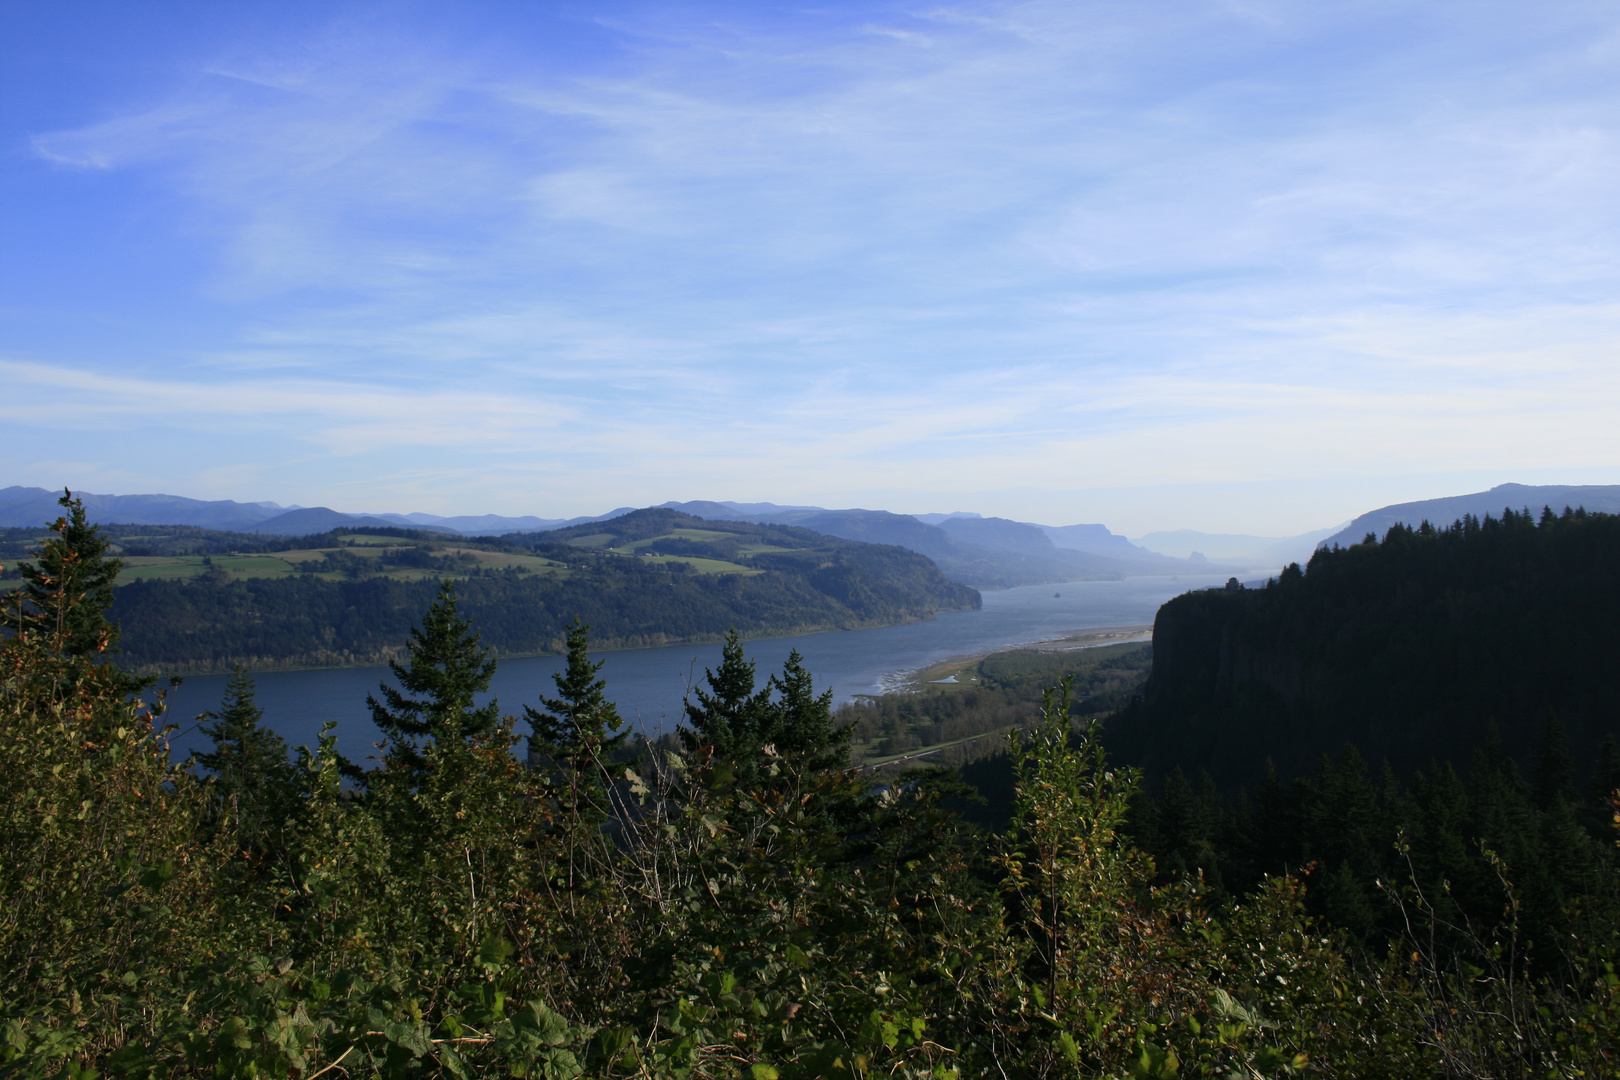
top-left (158, 573), bottom-right (1241, 766)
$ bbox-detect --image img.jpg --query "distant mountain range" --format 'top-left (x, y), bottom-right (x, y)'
top-left (0, 486), bottom-right (298, 533)
top-left (11, 481), bottom-right (1611, 591)
top-left (0, 486), bottom-right (633, 538)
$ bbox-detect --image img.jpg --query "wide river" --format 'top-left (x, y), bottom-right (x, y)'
top-left (158, 572), bottom-right (1242, 766)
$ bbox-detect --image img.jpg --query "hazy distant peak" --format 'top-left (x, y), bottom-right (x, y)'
top-left (0, 486), bottom-right (296, 532)
top-left (718, 500), bottom-right (826, 515)
top-left (654, 500), bottom-right (750, 520)
top-left (247, 506), bottom-right (458, 536)
top-left (1036, 522), bottom-right (1143, 557)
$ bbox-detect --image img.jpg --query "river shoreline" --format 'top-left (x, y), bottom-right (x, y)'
top-left (121, 608), bottom-right (977, 678)
top-left (156, 576), bottom-right (1220, 767)
top-left (876, 624), bottom-right (1153, 694)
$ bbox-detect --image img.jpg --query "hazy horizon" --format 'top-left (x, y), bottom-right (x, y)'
top-left (5, 2), bottom-right (1618, 536)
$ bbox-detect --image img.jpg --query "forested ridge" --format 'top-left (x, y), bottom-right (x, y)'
top-left (108, 555), bottom-right (963, 674)
top-left (7, 508), bottom-right (982, 674)
top-left (4, 495), bottom-right (1619, 1077)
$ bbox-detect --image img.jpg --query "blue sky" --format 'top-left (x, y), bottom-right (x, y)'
top-left (3, 0), bottom-right (1618, 536)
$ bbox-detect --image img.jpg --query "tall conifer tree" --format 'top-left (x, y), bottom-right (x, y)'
top-left (763, 649), bottom-right (849, 772)
top-left (525, 619), bottom-right (629, 776)
top-left (367, 580), bottom-right (499, 773)
top-left (15, 490), bottom-right (123, 658)
top-left (680, 629), bottom-right (771, 764)
top-left (197, 665), bottom-right (294, 848)
top-left (1531, 711), bottom-right (1577, 811)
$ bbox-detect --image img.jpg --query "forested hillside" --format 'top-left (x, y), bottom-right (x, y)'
top-left (1107, 506), bottom-right (1620, 790)
top-left (88, 508), bottom-right (978, 673)
top-left (1125, 724), bottom-right (1620, 976)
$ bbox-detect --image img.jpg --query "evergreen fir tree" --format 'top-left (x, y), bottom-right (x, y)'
top-left (1253, 757), bottom-right (1301, 879)
top-left (1155, 767), bottom-right (1215, 884)
top-left (1213, 785), bottom-right (1258, 895)
top-left (680, 628), bottom-right (772, 767)
top-left (1303, 746), bottom-right (1379, 886)
top-left (1375, 760), bottom-right (1408, 839)
top-left (762, 649), bottom-right (849, 772)
top-left (15, 490), bottom-right (124, 658)
top-left (196, 665), bottom-right (294, 848)
top-left (524, 619), bottom-right (629, 806)
top-left (367, 580), bottom-right (499, 774)
top-left (1404, 763), bottom-right (1475, 936)
top-left (1125, 786), bottom-right (1163, 861)
top-left (1463, 734), bottom-right (1546, 936)
top-left (1531, 710), bottom-right (1577, 812)
top-left (1315, 859), bottom-right (1378, 942)
top-left (1532, 782), bottom-right (1601, 940)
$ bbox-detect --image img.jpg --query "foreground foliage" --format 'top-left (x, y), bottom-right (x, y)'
top-left (3, 499), bottom-right (1617, 1077)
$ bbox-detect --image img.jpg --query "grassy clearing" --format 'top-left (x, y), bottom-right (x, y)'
top-left (214, 555), bottom-right (307, 578)
top-left (447, 548), bottom-right (567, 571)
top-left (655, 528), bottom-right (738, 543)
top-left (610, 529), bottom-right (791, 561)
top-left (274, 549), bottom-right (346, 565)
top-left (120, 555), bottom-right (305, 582)
top-left (563, 532), bottom-right (618, 548)
top-left (119, 556), bottom-right (212, 578)
top-left (637, 554), bottom-right (761, 575)
top-left (564, 530), bottom-right (767, 575)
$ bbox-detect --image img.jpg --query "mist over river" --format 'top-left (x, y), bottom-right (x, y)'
top-left (158, 573), bottom-right (1242, 767)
